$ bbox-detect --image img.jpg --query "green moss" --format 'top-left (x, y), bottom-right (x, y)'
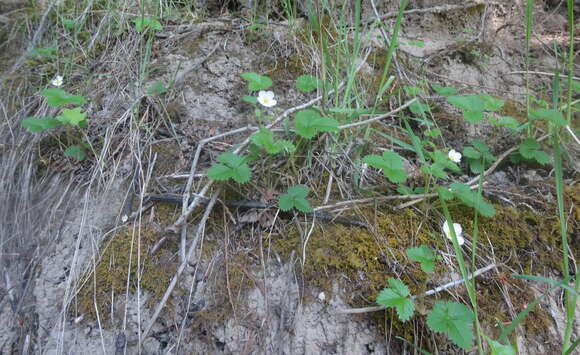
top-left (76, 223), bottom-right (178, 325)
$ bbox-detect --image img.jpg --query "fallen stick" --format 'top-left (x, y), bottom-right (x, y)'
top-left (140, 192), bottom-right (218, 346)
top-left (333, 263), bottom-right (497, 315)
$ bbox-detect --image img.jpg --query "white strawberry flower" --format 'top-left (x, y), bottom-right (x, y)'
top-left (51, 75), bottom-right (63, 87)
top-left (257, 90), bottom-right (277, 107)
top-left (448, 149), bottom-right (462, 163)
top-left (442, 221), bottom-right (465, 246)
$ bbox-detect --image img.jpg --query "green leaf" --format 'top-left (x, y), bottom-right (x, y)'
top-left (21, 117), bottom-right (62, 132)
top-left (425, 128), bottom-right (441, 138)
top-left (376, 278), bottom-right (414, 322)
top-left (450, 182), bottom-right (495, 217)
top-left (206, 163), bottom-right (234, 181)
top-left (294, 109), bottom-right (339, 139)
top-left (489, 116), bottom-right (520, 130)
top-left (207, 152), bottom-right (251, 183)
top-left (436, 186), bottom-right (454, 200)
top-left (63, 145), bottom-right (87, 160)
top-left (406, 245), bottom-right (437, 273)
top-left (427, 301), bottom-right (474, 350)
top-left (463, 110), bottom-right (484, 123)
top-left (41, 88), bottom-right (87, 107)
top-left (132, 17), bottom-right (163, 33)
top-left (56, 108), bottom-right (87, 126)
top-left (533, 150), bottom-right (550, 165)
top-left (485, 337), bottom-right (517, 355)
top-left (410, 101), bottom-right (430, 115)
top-left (463, 146), bottom-right (481, 159)
top-left (447, 95), bottom-right (485, 112)
top-left (251, 127), bottom-right (295, 154)
top-left (529, 108), bottom-right (566, 127)
top-left (295, 74), bottom-right (324, 92)
top-left (403, 86), bottom-right (422, 96)
top-left (242, 95), bottom-right (258, 104)
top-left (518, 137), bottom-right (550, 165)
top-left (570, 80), bottom-right (580, 93)
top-left (278, 185), bottom-right (312, 212)
top-left (62, 19), bottom-right (79, 31)
top-left (241, 72), bottom-right (273, 91)
top-left (363, 151), bottom-right (408, 184)
top-left (432, 85), bottom-right (457, 96)
top-left (147, 81), bottom-right (167, 96)
top-left (403, 40), bottom-right (425, 48)
top-left (469, 159), bottom-right (484, 174)
top-left (478, 94), bottom-right (505, 111)
top-left (397, 186), bottom-right (413, 195)
top-left (27, 47), bottom-right (57, 59)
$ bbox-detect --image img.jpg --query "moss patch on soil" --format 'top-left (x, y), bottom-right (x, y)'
top-left (272, 183), bottom-right (578, 350)
top-left (76, 216), bottom-right (179, 325)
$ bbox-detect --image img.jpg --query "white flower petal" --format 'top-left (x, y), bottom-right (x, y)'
top-left (51, 75), bottom-right (63, 87)
top-left (442, 222), bottom-right (464, 245)
top-left (317, 292), bottom-right (326, 302)
top-left (448, 149), bottom-right (462, 163)
top-left (259, 90), bottom-right (275, 100)
top-left (257, 91), bottom-right (277, 107)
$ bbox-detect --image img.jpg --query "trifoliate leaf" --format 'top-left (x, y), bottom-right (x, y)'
top-left (432, 85), bottom-right (457, 97)
top-left (463, 110), bottom-right (484, 123)
top-left (450, 182), bottom-right (495, 217)
top-left (251, 127), bottom-right (295, 155)
top-left (296, 74), bottom-right (324, 92)
top-left (519, 138), bottom-right (550, 165)
top-left (363, 151), bottom-right (408, 183)
top-left (63, 145), bottom-right (87, 160)
top-left (397, 186), bottom-right (414, 195)
top-left (406, 245), bottom-right (437, 273)
top-left (376, 278), bottom-right (415, 322)
top-left (529, 108), bottom-right (566, 127)
top-left (403, 86), bottom-right (422, 96)
top-left (56, 108), bottom-right (86, 126)
top-left (463, 146), bottom-right (481, 159)
top-left (21, 117), bottom-right (62, 132)
top-left (436, 186), bottom-right (454, 200)
top-left (147, 81), bottom-right (167, 96)
top-left (533, 150), bottom-right (550, 165)
top-left (294, 109), bottom-right (339, 139)
top-left (570, 79), bottom-right (580, 93)
top-left (132, 17), bottom-right (163, 33)
top-left (427, 301), bottom-right (475, 350)
top-left (41, 88), bottom-right (87, 107)
top-left (242, 95), bottom-right (258, 104)
top-left (278, 185), bottom-right (312, 212)
top-left (485, 337), bottom-right (517, 355)
top-left (207, 152), bottom-right (251, 183)
top-left (27, 47), bottom-right (57, 59)
top-left (410, 101), bottom-right (430, 114)
top-left (447, 95), bottom-right (485, 112)
top-left (241, 72), bottom-right (273, 91)
top-left (477, 94), bottom-right (505, 111)
top-left (489, 116), bottom-right (520, 130)
top-left (519, 137), bottom-right (540, 159)
top-left (425, 128), bottom-right (441, 138)
top-left (206, 163), bottom-right (233, 181)
top-left (62, 19), bottom-right (79, 31)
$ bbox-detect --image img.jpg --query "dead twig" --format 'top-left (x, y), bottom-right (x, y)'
top-left (338, 98), bottom-right (417, 130)
top-left (334, 263), bottom-right (497, 314)
top-left (363, 1), bottom-right (485, 25)
top-left (140, 192), bottom-right (218, 346)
